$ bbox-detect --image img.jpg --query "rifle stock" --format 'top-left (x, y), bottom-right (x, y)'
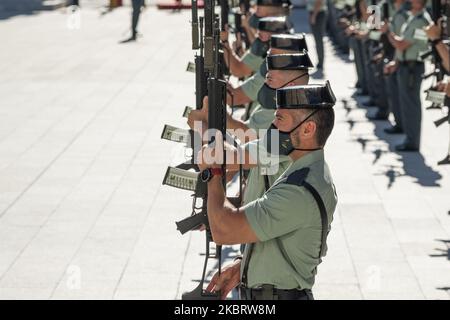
top-left (176, 212), bottom-right (207, 234)
top-left (434, 115), bottom-right (449, 127)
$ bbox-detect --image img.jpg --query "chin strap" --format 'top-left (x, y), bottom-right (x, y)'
top-left (294, 147), bottom-right (323, 152)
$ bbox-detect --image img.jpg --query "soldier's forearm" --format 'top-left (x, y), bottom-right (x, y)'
top-left (207, 176), bottom-right (258, 245)
top-left (436, 42), bottom-right (450, 72)
top-left (243, 25), bottom-right (256, 44)
top-left (227, 113), bottom-right (249, 133)
top-left (222, 44), bottom-right (252, 78)
top-left (390, 33), bottom-right (412, 51)
top-left (225, 147), bottom-right (258, 172)
top-left (207, 176), bottom-right (239, 244)
top-left (227, 87), bottom-right (252, 106)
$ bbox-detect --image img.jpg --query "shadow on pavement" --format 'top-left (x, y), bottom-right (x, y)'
top-left (430, 239), bottom-right (450, 260)
top-left (431, 239), bottom-right (449, 296)
top-left (371, 115), bottom-right (442, 188)
top-left (339, 81), bottom-right (443, 189)
top-left (0, 0), bottom-right (60, 20)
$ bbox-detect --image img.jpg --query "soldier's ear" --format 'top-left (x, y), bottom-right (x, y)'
top-left (303, 120), bottom-right (317, 138)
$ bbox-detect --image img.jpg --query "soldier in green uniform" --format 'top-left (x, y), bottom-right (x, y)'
top-left (188, 52), bottom-right (313, 140)
top-left (230, 33), bottom-right (310, 106)
top-left (197, 83), bottom-right (338, 300)
top-left (244, 0), bottom-right (292, 45)
top-left (245, 52), bottom-right (313, 133)
top-left (386, 0), bottom-right (431, 151)
top-left (307, 0), bottom-right (328, 69)
top-left (222, 16), bottom-right (292, 78)
top-left (240, 34), bottom-right (311, 120)
top-left (381, 0), bottom-right (408, 134)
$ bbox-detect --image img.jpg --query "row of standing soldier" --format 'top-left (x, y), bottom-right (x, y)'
top-left (328, 0), bottom-right (449, 163)
top-left (162, 0), bottom-right (339, 300)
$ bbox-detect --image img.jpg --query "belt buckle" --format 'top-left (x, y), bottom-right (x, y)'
top-left (260, 284), bottom-right (275, 300)
top-left (238, 283), bottom-right (250, 300)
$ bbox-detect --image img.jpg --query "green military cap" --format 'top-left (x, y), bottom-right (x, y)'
top-left (257, 16), bottom-right (291, 33)
top-left (257, 0), bottom-right (292, 7)
top-left (276, 81), bottom-right (336, 109)
top-left (266, 51), bottom-right (314, 70)
top-left (270, 33), bottom-right (308, 52)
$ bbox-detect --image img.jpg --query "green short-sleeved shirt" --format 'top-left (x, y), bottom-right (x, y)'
top-left (244, 104), bottom-right (276, 134)
top-left (243, 139), bottom-right (291, 206)
top-left (241, 70), bottom-right (266, 102)
top-left (390, 6), bottom-right (408, 35)
top-left (241, 150), bottom-right (338, 290)
top-left (396, 10), bottom-right (431, 61)
top-left (242, 51), bottom-right (265, 73)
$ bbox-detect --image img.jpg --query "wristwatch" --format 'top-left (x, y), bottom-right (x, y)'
top-left (432, 38), bottom-right (442, 46)
top-left (200, 168), bottom-right (224, 183)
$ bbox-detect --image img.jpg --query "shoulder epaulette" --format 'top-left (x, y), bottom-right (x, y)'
top-left (284, 168), bottom-right (310, 187)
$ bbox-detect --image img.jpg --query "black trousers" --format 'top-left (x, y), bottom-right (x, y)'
top-left (309, 11), bottom-right (327, 67)
top-left (132, 0), bottom-right (144, 37)
top-left (240, 286), bottom-right (314, 300)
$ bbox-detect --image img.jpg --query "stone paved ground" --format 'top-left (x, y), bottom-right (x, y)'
top-left (0, 3), bottom-right (448, 300)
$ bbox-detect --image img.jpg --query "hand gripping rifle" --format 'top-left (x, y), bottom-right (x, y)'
top-left (229, 0), bottom-right (250, 54)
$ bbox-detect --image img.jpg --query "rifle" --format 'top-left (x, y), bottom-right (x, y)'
top-left (434, 114), bottom-right (449, 127)
top-left (382, 0), bottom-right (389, 20)
top-left (163, 0), bottom-right (244, 299)
top-left (219, 0), bottom-right (229, 31)
top-left (241, 0), bottom-right (249, 14)
top-left (161, 1), bottom-right (206, 172)
top-left (233, 0), bottom-right (252, 50)
top-left (192, 0), bottom-right (200, 50)
top-left (180, 0), bottom-right (228, 300)
top-left (204, 0), bottom-right (215, 72)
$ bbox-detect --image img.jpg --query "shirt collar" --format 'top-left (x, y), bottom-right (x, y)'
top-left (285, 149), bottom-right (324, 176)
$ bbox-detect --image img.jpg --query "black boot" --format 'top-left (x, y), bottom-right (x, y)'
top-left (384, 125), bottom-right (403, 134)
top-left (437, 155), bottom-right (450, 165)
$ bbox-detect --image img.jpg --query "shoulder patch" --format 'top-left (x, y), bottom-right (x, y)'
top-left (417, 12), bottom-right (431, 24)
top-left (284, 168), bottom-right (310, 187)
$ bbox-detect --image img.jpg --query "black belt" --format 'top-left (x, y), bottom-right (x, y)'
top-left (239, 284), bottom-right (313, 300)
top-left (399, 61), bottom-right (423, 66)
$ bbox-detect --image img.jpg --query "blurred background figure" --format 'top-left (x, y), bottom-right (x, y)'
top-left (307, 0), bottom-right (327, 69)
top-left (100, 0), bottom-right (122, 15)
top-left (121, 0), bottom-right (145, 43)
